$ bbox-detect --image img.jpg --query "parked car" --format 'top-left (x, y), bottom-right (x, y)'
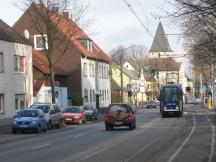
top-left (104, 103), bottom-right (136, 130)
top-left (84, 105), bottom-right (98, 121)
top-left (30, 103), bottom-right (62, 129)
top-left (146, 101), bottom-right (157, 109)
top-left (11, 109), bottom-right (47, 133)
top-left (62, 106), bottom-right (86, 124)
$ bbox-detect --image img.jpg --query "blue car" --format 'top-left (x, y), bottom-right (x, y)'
top-left (12, 109), bottom-right (47, 134)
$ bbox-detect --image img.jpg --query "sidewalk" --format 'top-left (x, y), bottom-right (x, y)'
top-left (0, 118), bottom-right (13, 135)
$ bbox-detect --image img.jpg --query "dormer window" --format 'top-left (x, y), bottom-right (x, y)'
top-left (79, 39), bottom-right (93, 52)
top-left (34, 34), bottom-right (48, 50)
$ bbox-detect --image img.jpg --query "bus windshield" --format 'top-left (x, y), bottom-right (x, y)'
top-left (163, 87), bottom-right (178, 102)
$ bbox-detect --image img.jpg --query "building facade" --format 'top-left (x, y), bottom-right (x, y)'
top-left (0, 19), bottom-right (33, 118)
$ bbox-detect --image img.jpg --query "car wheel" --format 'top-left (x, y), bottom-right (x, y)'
top-left (12, 129), bottom-right (17, 134)
top-left (105, 125), bottom-right (110, 131)
top-left (47, 121), bottom-right (51, 129)
top-left (161, 112), bottom-right (166, 118)
top-left (129, 124), bottom-right (133, 130)
top-left (133, 121), bottom-right (136, 129)
top-left (83, 119), bottom-right (86, 124)
top-left (36, 126), bottom-right (41, 133)
top-left (44, 124), bottom-right (47, 132)
top-left (56, 120), bottom-right (61, 129)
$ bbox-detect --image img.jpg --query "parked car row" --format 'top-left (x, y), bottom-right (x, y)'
top-left (11, 103), bottom-right (99, 134)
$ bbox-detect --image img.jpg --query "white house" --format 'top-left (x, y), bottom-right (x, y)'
top-left (0, 19), bottom-right (33, 119)
top-left (81, 57), bottom-right (111, 108)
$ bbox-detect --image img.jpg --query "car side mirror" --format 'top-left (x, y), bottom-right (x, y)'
top-left (13, 115), bottom-right (17, 118)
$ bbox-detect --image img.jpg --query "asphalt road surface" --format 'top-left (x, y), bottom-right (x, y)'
top-left (0, 105), bottom-right (215, 162)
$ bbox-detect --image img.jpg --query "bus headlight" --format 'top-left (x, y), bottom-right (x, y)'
top-left (164, 107), bottom-right (167, 110)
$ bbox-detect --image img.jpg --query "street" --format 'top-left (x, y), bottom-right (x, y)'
top-left (0, 105), bottom-right (215, 162)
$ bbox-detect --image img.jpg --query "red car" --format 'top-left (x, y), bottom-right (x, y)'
top-left (104, 103), bottom-right (136, 130)
top-left (62, 106), bottom-right (86, 124)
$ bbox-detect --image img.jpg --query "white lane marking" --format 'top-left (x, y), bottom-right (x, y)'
top-left (135, 128), bottom-right (149, 135)
top-left (73, 134), bottom-right (84, 138)
top-left (167, 115), bottom-right (196, 162)
top-left (32, 144), bottom-right (50, 150)
top-left (207, 118), bottom-right (215, 162)
top-left (125, 136), bottom-right (162, 161)
top-left (74, 141), bottom-right (120, 162)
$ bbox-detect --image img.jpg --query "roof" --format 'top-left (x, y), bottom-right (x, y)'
top-left (33, 79), bottom-right (60, 96)
top-left (33, 49), bottom-right (68, 75)
top-left (33, 80), bottom-right (45, 96)
top-left (136, 58), bottom-right (181, 71)
top-left (0, 19), bottom-right (31, 45)
top-left (112, 64), bottom-right (139, 80)
top-left (47, 6), bottom-right (110, 63)
top-left (149, 22), bottom-right (172, 53)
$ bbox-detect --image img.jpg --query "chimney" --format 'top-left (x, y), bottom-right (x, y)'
top-left (51, 6), bottom-right (59, 13)
top-left (62, 11), bottom-right (69, 19)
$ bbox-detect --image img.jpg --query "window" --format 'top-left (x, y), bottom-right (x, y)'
top-left (84, 89), bottom-right (88, 102)
top-left (104, 90), bottom-right (107, 101)
top-left (92, 64), bottom-right (95, 78)
top-left (87, 40), bottom-right (93, 52)
top-left (79, 39), bottom-right (93, 52)
top-left (90, 90), bottom-right (92, 102)
top-left (93, 90), bottom-right (95, 102)
top-left (14, 56), bottom-right (25, 73)
top-left (34, 34), bottom-right (48, 50)
top-left (107, 90), bottom-right (109, 101)
top-left (0, 53), bottom-right (3, 72)
top-left (0, 94), bottom-right (4, 113)
top-left (101, 66), bottom-right (104, 79)
top-left (83, 63), bottom-right (87, 77)
top-left (15, 94), bottom-right (25, 110)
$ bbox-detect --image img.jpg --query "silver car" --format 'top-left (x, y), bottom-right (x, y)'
top-left (30, 103), bottom-right (62, 129)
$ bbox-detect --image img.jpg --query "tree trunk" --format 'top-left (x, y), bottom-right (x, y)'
top-left (50, 63), bottom-right (55, 104)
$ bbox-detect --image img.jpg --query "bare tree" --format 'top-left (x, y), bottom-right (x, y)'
top-left (18, 0), bottom-right (89, 103)
top-left (169, 0), bottom-right (216, 64)
top-left (126, 44), bottom-right (148, 69)
top-left (109, 45), bottom-right (127, 102)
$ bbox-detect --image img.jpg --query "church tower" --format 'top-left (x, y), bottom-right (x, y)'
top-left (149, 22), bottom-right (172, 58)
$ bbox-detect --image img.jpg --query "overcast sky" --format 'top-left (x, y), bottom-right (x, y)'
top-left (0, 0), bottom-right (184, 55)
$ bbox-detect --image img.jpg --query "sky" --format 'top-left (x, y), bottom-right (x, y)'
top-left (0, 0), bottom-right (184, 55)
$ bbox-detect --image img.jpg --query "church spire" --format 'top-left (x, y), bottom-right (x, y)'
top-left (149, 22), bottom-right (172, 53)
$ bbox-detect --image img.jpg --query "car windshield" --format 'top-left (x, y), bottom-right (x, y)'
top-left (17, 110), bottom-right (39, 117)
top-left (109, 105), bottom-right (129, 113)
top-left (31, 105), bottom-right (50, 113)
top-left (63, 107), bottom-right (81, 113)
top-left (84, 106), bottom-right (93, 110)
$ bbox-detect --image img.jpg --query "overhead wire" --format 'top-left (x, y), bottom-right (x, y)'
top-left (122, 0), bottom-right (173, 54)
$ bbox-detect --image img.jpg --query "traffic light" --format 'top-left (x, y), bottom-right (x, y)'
top-left (185, 87), bottom-right (190, 93)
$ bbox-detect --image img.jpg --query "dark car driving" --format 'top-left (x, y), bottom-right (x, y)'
top-left (84, 105), bottom-right (98, 121)
top-left (104, 103), bottom-right (136, 130)
top-left (146, 101), bottom-right (157, 109)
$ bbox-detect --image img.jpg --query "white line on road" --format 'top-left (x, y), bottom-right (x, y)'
top-left (207, 118), bottom-right (215, 162)
top-left (32, 144), bottom-right (50, 150)
top-left (167, 115), bottom-right (196, 162)
top-left (73, 134), bottom-right (84, 138)
top-left (125, 136), bottom-right (162, 162)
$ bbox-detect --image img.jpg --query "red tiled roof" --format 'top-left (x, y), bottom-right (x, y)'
top-left (33, 49), bottom-right (68, 75)
top-left (46, 6), bottom-right (110, 62)
top-left (33, 79), bottom-right (45, 96)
